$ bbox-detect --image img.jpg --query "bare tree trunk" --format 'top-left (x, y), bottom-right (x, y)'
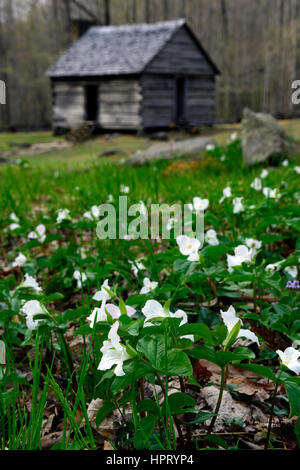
top-left (163, 0), bottom-right (169, 20)
top-left (132, 0), bottom-right (137, 22)
top-left (103, 0), bottom-right (110, 25)
top-left (145, 0), bottom-right (150, 23)
top-left (178, 0), bottom-right (186, 18)
top-left (220, 0), bottom-right (229, 39)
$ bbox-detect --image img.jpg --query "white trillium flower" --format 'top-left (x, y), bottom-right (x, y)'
top-left (260, 169), bottom-right (269, 179)
top-left (233, 197), bottom-right (245, 214)
top-left (129, 260), bottom-right (146, 277)
top-left (21, 300), bottom-right (45, 330)
top-left (9, 223), bottom-right (21, 231)
top-left (219, 186), bottom-right (232, 203)
top-left (205, 229), bottom-right (219, 246)
top-left (220, 155), bottom-right (226, 162)
top-left (98, 321), bottom-right (131, 377)
top-left (206, 144), bottom-right (215, 151)
top-left (107, 194), bottom-right (114, 203)
top-left (57, 209), bottom-right (71, 224)
top-left (20, 274), bottom-right (42, 293)
top-left (93, 279), bottom-right (112, 302)
top-left (263, 187), bottom-right (281, 199)
top-left (294, 166), bottom-right (300, 175)
top-left (221, 305), bottom-right (260, 345)
top-left (12, 253), bottom-right (27, 268)
top-left (142, 300), bottom-right (193, 341)
top-left (265, 261), bottom-right (282, 273)
top-left (245, 238), bottom-right (262, 255)
top-left (91, 205), bottom-right (100, 218)
top-left (88, 302), bottom-right (136, 326)
top-left (83, 211), bottom-right (93, 221)
top-left (282, 159), bottom-right (289, 167)
top-left (276, 347), bottom-right (300, 374)
top-left (250, 178), bottom-right (262, 191)
top-left (176, 235), bottom-right (201, 261)
top-left (28, 224), bottom-right (46, 243)
top-left (230, 132), bottom-right (238, 141)
top-left (84, 205), bottom-right (100, 221)
top-left (227, 245), bottom-right (253, 273)
top-left (140, 278), bottom-right (158, 295)
top-left (193, 197), bottom-right (209, 212)
top-left (284, 266), bottom-right (298, 279)
top-left (73, 270), bottom-right (87, 289)
top-left (187, 251), bottom-right (200, 262)
top-left (120, 185), bottom-right (130, 194)
top-left (9, 212), bottom-right (19, 223)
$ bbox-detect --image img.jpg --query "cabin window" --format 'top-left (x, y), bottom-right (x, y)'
top-left (175, 77), bottom-right (186, 123)
top-left (85, 85), bottom-right (99, 122)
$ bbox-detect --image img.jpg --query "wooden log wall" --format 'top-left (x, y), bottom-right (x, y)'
top-left (98, 79), bottom-right (142, 129)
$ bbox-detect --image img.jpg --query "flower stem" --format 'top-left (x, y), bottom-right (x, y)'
top-left (265, 371), bottom-right (282, 450)
top-left (207, 365), bottom-right (228, 435)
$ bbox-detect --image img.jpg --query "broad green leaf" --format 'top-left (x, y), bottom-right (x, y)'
top-left (236, 363), bottom-right (278, 382)
top-left (158, 350), bottom-right (193, 377)
top-left (162, 392), bottom-right (196, 416)
top-left (285, 382), bottom-right (300, 417)
top-left (137, 399), bottom-right (159, 416)
top-left (136, 335), bottom-right (166, 367)
top-left (96, 402), bottom-right (116, 428)
top-left (134, 415), bottom-right (157, 450)
top-left (177, 323), bottom-right (213, 344)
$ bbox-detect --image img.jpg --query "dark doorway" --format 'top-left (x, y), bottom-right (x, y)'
top-left (175, 77), bottom-right (186, 123)
top-left (85, 85), bottom-right (99, 122)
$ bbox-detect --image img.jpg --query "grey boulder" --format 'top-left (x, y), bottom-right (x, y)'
top-left (241, 108), bottom-right (293, 166)
top-left (126, 137), bottom-right (216, 166)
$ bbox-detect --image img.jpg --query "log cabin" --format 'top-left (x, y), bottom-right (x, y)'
top-left (46, 19), bottom-right (220, 133)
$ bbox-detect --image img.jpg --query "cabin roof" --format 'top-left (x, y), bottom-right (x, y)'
top-left (46, 19), bottom-right (219, 78)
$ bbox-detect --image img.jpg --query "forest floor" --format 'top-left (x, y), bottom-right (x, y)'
top-left (0, 120), bottom-right (299, 451)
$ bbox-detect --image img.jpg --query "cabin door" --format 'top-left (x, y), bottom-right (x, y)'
top-left (85, 85), bottom-right (99, 122)
top-left (175, 77), bottom-right (186, 123)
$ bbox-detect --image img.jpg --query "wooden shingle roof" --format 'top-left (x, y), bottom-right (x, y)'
top-left (47, 19), bottom-right (219, 78)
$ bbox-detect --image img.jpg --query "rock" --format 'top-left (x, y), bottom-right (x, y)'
top-left (200, 386), bottom-right (249, 432)
top-left (100, 148), bottom-right (126, 157)
top-left (126, 137), bottom-right (216, 166)
top-left (241, 108), bottom-right (294, 166)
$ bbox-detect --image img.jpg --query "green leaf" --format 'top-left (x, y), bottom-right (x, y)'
top-left (137, 399), bottom-right (159, 416)
top-left (188, 345), bottom-right (220, 366)
top-left (136, 335), bottom-right (166, 367)
top-left (118, 297), bottom-right (127, 315)
top-left (202, 244), bottom-right (229, 262)
top-left (285, 382), bottom-right (300, 417)
top-left (197, 307), bottom-right (222, 328)
top-left (177, 323), bottom-right (213, 344)
top-left (111, 361), bottom-right (151, 394)
top-left (96, 402), bottom-right (116, 428)
top-left (134, 415), bottom-right (157, 450)
top-left (159, 350), bottom-right (193, 377)
top-left (182, 411), bottom-right (215, 425)
top-left (163, 392), bottom-right (196, 416)
top-left (236, 363), bottom-right (278, 382)
top-left (173, 259), bottom-right (194, 275)
top-left (223, 320), bottom-right (241, 349)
